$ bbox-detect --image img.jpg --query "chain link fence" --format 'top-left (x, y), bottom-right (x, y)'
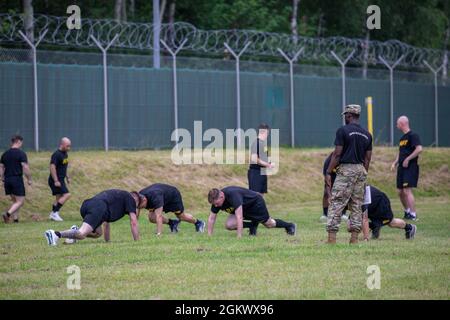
top-left (0, 45), bottom-right (449, 150)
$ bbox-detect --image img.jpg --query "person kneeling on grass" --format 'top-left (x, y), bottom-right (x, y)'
top-left (44, 189), bottom-right (147, 246)
top-left (356, 185), bottom-right (417, 241)
top-left (207, 186), bottom-right (296, 238)
top-left (139, 183), bottom-right (206, 236)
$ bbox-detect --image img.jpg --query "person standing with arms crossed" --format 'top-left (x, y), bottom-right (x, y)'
top-left (248, 123), bottom-right (274, 196)
top-left (1, 135), bottom-right (32, 223)
top-left (48, 137), bottom-right (72, 222)
top-left (325, 105), bottom-right (372, 244)
top-left (391, 116), bottom-right (422, 221)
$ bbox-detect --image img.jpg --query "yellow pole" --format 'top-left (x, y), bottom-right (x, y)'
top-left (366, 96), bottom-right (373, 136)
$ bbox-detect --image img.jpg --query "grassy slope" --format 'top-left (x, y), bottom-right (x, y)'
top-left (0, 147), bottom-right (449, 299)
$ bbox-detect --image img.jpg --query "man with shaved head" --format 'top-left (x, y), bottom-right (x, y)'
top-left (391, 116), bottom-right (422, 221)
top-left (48, 137), bottom-right (72, 222)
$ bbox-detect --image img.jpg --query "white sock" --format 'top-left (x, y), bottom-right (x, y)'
top-left (405, 208), bottom-right (411, 213)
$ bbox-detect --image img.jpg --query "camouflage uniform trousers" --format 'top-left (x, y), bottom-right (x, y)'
top-left (326, 163), bottom-right (367, 233)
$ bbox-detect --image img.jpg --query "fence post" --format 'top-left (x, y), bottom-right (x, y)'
top-left (153, 0), bottom-right (161, 69)
top-left (90, 34), bottom-right (119, 151)
top-left (379, 55), bottom-right (404, 146)
top-left (223, 42), bottom-right (251, 148)
top-left (18, 29), bottom-right (48, 152)
top-left (331, 50), bottom-right (355, 126)
top-left (423, 60), bottom-right (444, 147)
top-left (277, 47), bottom-right (304, 148)
top-left (160, 39), bottom-right (188, 148)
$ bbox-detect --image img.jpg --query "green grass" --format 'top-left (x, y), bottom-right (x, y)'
top-left (0, 148), bottom-right (449, 299)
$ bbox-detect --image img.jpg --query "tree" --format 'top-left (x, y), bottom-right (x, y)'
top-left (23, 0), bottom-right (33, 43)
top-left (291, 0), bottom-right (300, 44)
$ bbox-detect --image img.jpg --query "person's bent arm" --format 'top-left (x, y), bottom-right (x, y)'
top-left (22, 163), bottom-right (32, 185)
top-left (129, 213), bottom-right (140, 241)
top-left (0, 164), bottom-right (4, 182)
top-left (403, 145), bottom-right (422, 168)
top-left (155, 207), bottom-right (164, 236)
top-left (235, 206), bottom-right (244, 238)
top-left (325, 146), bottom-right (342, 188)
top-left (50, 164), bottom-right (60, 187)
top-left (251, 153), bottom-right (272, 168)
top-left (364, 150), bottom-right (372, 172)
top-left (103, 222), bottom-right (111, 242)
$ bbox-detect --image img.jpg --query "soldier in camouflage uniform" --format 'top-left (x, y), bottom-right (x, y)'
top-left (325, 105), bottom-right (373, 244)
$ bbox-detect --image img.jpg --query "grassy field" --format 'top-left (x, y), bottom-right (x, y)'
top-left (0, 148), bottom-right (449, 299)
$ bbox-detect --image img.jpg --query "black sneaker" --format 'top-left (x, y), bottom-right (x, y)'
top-left (195, 220), bottom-right (205, 233)
top-left (249, 223), bottom-right (258, 236)
top-left (286, 223), bottom-right (297, 236)
top-left (404, 212), bottom-right (418, 221)
top-left (405, 224), bottom-right (417, 239)
top-left (169, 219), bottom-right (180, 233)
top-left (371, 226), bottom-right (381, 239)
top-left (403, 211), bottom-right (409, 219)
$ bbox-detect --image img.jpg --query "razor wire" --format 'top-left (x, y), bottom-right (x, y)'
top-left (0, 13), bottom-right (448, 70)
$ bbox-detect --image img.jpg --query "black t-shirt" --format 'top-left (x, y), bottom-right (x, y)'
top-left (0, 148), bottom-right (28, 177)
top-left (140, 183), bottom-right (179, 210)
top-left (90, 189), bottom-right (137, 222)
top-left (398, 131), bottom-right (421, 164)
top-left (50, 149), bottom-right (69, 178)
top-left (365, 186), bottom-right (390, 220)
top-left (211, 186), bottom-right (263, 215)
top-left (249, 138), bottom-right (269, 170)
top-left (334, 123), bottom-right (372, 164)
top-left (366, 186), bottom-right (385, 213)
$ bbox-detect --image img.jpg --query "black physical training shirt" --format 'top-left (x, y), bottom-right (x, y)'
top-left (140, 183), bottom-right (179, 210)
top-left (365, 186), bottom-right (389, 220)
top-left (90, 189), bottom-right (137, 222)
top-left (0, 148), bottom-right (28, 177)
top-left (398, 131), bottom-right (421, 164)
top-left (211, 186), bottom-right (263, 214)
top-left (50, 149), bottom-right (69, 178)
top-left (334, 123), bottom-right (372, 164)
top-left (249, 138), bottom-right (269, 170)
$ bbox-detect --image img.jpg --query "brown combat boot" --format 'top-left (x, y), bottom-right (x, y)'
top-left (327, 232), bottom-right (337, 244)
top-left (349, 232), bottom-right (359, 244)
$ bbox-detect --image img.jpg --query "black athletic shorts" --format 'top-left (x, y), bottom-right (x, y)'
top-left (3, 176), bottom-right (25, 196)
top-left (163, 189), bottom-right (185, 214)
top-left (48, 176), bottom-right (69, 195)
top-left (243, 200), bottom-right (270, 223)
top-left (80, 199), bottom-right (107, 231)
top-left (397, 162), bottom-right (419, 189)
top-left (248, 168), bottom-right (268, 194)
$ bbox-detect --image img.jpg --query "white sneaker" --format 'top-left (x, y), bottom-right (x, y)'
top-left (64, 225), bottom-right (78, 244)
top-left (44, 229), bottom-right (59, 246)
top-left (341, 214), bottom-right (349, 221)
top-left (49, 211), bottom-right (64, 222)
